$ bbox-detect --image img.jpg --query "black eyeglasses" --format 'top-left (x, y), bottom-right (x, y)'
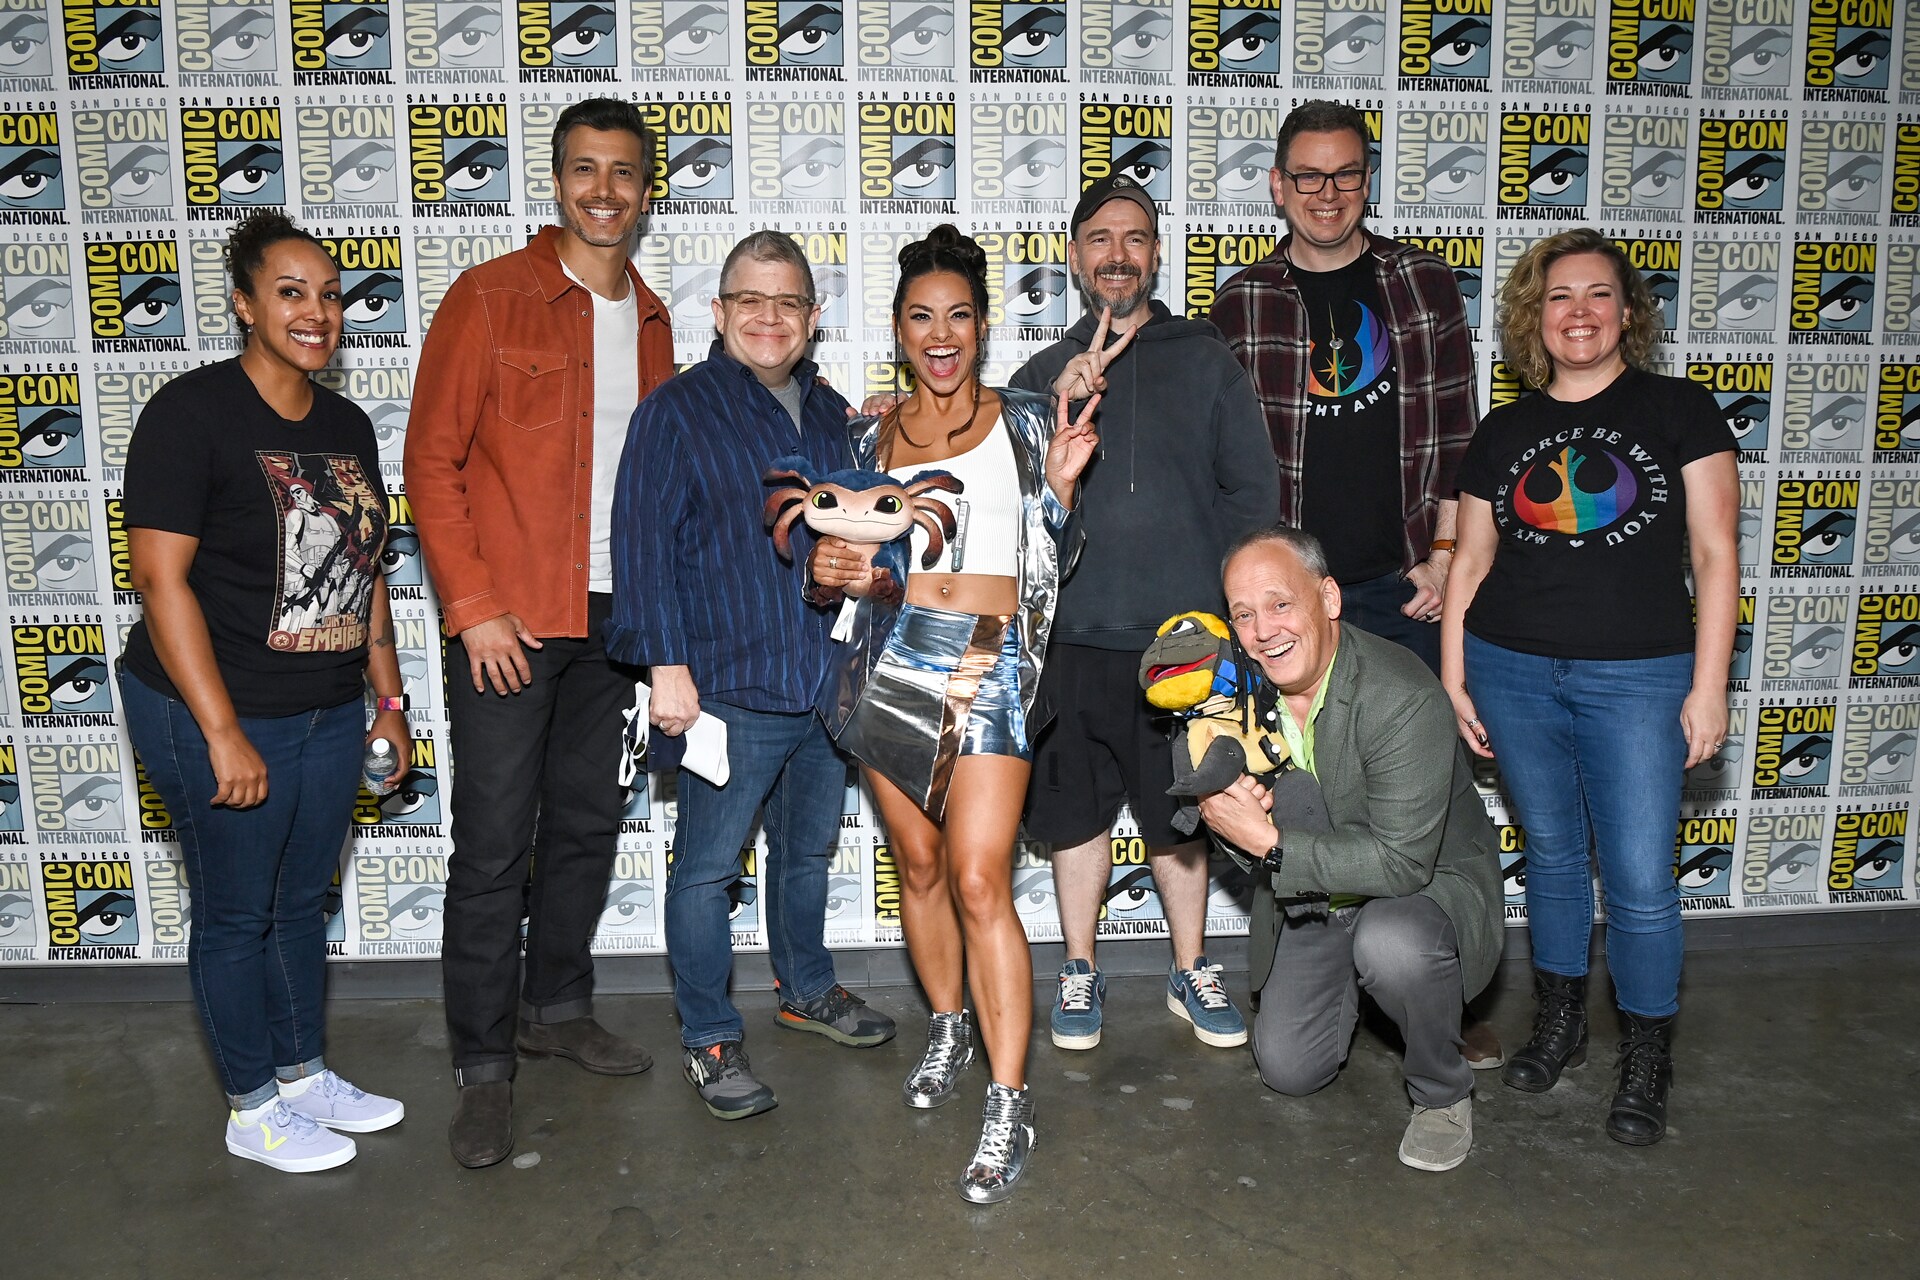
top-left (1281, 167), bottom-right (1370, 194)
top-left (717, 291), bottom-right (814, 316)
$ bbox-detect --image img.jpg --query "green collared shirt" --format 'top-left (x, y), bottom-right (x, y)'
top-left (1269, 648), bottom-right (1365, 910)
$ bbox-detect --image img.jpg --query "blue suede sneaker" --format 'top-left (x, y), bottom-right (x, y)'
top-left (1050, 959), bottom-right (1105, 1050)
top-left (1167, 955), bottom-right (1249, 1048)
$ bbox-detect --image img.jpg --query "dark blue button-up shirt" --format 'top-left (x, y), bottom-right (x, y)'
top-left (606, 341), bottom-right (852, 713)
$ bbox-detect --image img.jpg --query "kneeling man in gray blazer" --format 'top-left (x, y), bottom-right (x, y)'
top-left (1199, 526), bottom-right (1502, 1173)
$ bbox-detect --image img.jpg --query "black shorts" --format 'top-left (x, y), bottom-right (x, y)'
top-left (1025, 642), bottom-right (1188, 847)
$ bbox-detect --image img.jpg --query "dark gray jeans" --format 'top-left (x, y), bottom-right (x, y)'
top-left (1252, 894), bottom-right (1473, 1109)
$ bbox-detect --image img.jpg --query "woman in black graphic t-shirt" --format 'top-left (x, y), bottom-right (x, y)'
top-left (1439, 229), bottom-right (1738, 1149)
top-left (117, 212), bottom-right (409, 1174)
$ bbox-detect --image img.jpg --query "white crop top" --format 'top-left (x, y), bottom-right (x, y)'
top-left (885, 416), bottom-right (1021, 576)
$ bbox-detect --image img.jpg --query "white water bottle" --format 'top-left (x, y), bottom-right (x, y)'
top-left (363, 737), bottom-right (399, 797)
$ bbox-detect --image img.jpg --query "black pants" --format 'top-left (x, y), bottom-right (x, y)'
top-left (440, 593), bottom-right (638, 1082)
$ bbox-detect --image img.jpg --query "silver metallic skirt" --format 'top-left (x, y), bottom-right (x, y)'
top-left (834, 604), bottom-right (1026, 820)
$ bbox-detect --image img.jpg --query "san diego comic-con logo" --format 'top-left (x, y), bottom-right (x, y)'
top-left (1729, 589), bottom-right (1755, 685)
top-left (1397, 0), bottom-right (1492, 91)
top-left (871, 839), bottom-right (901, 938)
top-left (413, 227), bottom-right (512, 335)
top-left (1496, 109), bottom-right (1590, 219)
top-left (1685, 704), bottom-right (1746, 794)
top-left (173, 0), bottom-right (278, 87)
top-left (857, 98), bottom-right (956, 212)
top-left (824, 842), bottom-right (864, 943)
top-left (1759, 586), bottom-right (1848, 689)
top-left (746, 98), bottom-right (847, 210)
top-left (1603, 0), bottom-right (1695, 97)
top-left (975, 228), bottom-right (1069, 334)
top-left (179, 104), bottom-right (284, 218)
top-left (853, 0), bottom-right (954, 78)
top-left (0, 0), bottom-right (56, 84)
top-left (0, 107), bottom-right (64, 225)
top-left (1771, 473), bottom-right (1860, 576)
top-left (1685, 236), bottom-right (1780, 340)
top-left (72, 105), bottom-right (172, 218)
top-left (1181, 230), bottom-right (1278, 319)
top-left (1688, 359), bottom-right (1773, 457)
top-left (289, 0), bottom-right (393, 85)
top-left (0, 744), bottom-right (23, 837)
top-left (102, 492), bottom-right (135, 604)
top-left (1612, 234), bottom-right (1680, 332)
top-left (1186, 104), bottom-right (1277, 215)
top-left (1874, 361), bottom-right (1920, 458)
top-left (1496, 822), bottom-right (1527, 919)
top-left (379, 490), bottom-right (424, 598)
top-left (1803, 0), bottom-right (1890, 103)
top-left (61, 0), bottom-right (164, 87)
top-left (352, 736), bottom-right (440, 831)
top-left (353, 846), bottom-right (447, 952)
top-left (1080, 99), bottom-right (1171, 204)
top-left (83, 234), bottom-right (184, 352)
top-left (1849, 591), bottom-right (1920, 687)
top-left (1799, 117), bottom-right (1883, 224)
top-left (1395, 108), bottom-right (1490, 219)
top-left (1781, 357), bottom-right (1868, 460)
top-left (789, 229), bottom-right (849, 334)
top-left (144, 854), bottom-right (189, 958)
top-left (1737, 473), bottom-right (1766, 570)
top-left (24, 740), bottom-right (124, 842)
top-left (1293, 0), bottom-right (1386, 87)
top-left (408, 99), bottom-right (510, 216)
top-left (315, 361), bottom-right (414, 469)
top-left (2, 498), bottom-right (99, 605)
top-left (1789, 238), bottom-right (1876, 344)
top-left (1187, 0), bottom-right (1282, 86)
top-left (641, 229), bottom-right (731, 334)
top-left (969, 0), bottom-right (1066, 83)
top-left (593, 848), bottom-right (658, 951)
top-left (1890, 124), bottom-right (1920, 229)
top-left (1883, 242), bottom-right (1920, 345)
top-left (1501, 0), bottom-right (1595, 95)
top-left (316, 232), bottom-right (408, 346)
top-left (1699, 0), bottom-right (1790, 95)
top-left (1751, 700), bottom-right (1837, 797)
top-left (639, 100), bottom-right (733, 212)
top-left (91, 367), bottom-right (178, 479)
top-left (1694, 113), bottom-right (1787, 223)
top-left (1740, 810), bottom-right (1824, 904)
top-left (1081, 0), bottom-right (1175, 83)
top-left (515, 0), bottom-right (616, 80)
top-left (0, 371), bottom-right (84, 481)
top-left (400, 0), bottom-right (507, 81)
top-left (41, 858), bottom-right (138, 954)
top-left (0, 861), bottom-right (33, 954)
top-left (1098, 830), bottom-right (1166, 935)
top-left (1827, 806), bottom-right (1907, 900)
top-left (1840, 699), bottom-right (1920, 795)
top-left (1674, 813), bottom-right (1735, 903)
top-left (295, 100), bottom-right (400, 218)
top-left (1598, 110), bottom-right (1687, 218)
top-left (1395, 234), bottom-right (1483, 329)
top-left (632, 0), bottom-right (728, 76)
top-left (744, 0), bottom-right (846, 79)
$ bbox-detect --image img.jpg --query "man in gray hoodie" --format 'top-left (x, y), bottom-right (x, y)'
top-left (1012, 174), bottom-right (1281, 1053)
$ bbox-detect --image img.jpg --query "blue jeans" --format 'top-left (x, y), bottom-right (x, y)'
top-left (1463, 635), bottom-right (1692, 1018)
top-left (665, 703), bottom-right (843, 1048)
top-left (1340, 570), bottom-right (1440, 675)
top-left (119, 670), bottom-right (364, 1108)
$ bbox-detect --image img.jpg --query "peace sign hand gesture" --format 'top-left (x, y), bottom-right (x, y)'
top-left (1045, 391), bottom-right (1101, 507)
top-left (1050, 307), bottom-right (1138, 400)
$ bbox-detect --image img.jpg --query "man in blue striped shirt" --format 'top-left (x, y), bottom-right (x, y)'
top-left (608, 231), bottom-right (896, 1121)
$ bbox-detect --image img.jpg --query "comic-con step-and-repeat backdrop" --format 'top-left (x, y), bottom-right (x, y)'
top-left (1, 0), bottom-right (1918, 966)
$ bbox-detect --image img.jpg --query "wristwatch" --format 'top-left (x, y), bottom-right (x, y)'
top-left (374, 695), bottom-right (407, 712)
top-left (1254, 836), bottom-right (1284, 874)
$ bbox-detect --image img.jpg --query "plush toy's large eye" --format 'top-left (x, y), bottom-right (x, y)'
top-left (809, 490), bottom-right (839, 509)
top-left (876, 495), bottom-right (903, 514)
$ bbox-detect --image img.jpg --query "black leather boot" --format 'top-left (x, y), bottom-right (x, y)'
top-left (1606, 1012), bottom-right (1674, 1146)
top-left (1500, 969), bottom-right (1587, 1094)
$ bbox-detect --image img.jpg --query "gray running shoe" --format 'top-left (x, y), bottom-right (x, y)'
top-left (682, 1042), bottom-right (777, 1120)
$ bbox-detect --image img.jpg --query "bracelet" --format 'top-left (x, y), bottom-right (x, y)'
top-left (1429, 539), bottom-right (1456, 553)
top-left (374, 695), bottom-right (406, 712)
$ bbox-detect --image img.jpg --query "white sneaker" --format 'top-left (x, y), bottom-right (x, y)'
top-left (279, 1070), bottom-right (405, 1133)
top-left (1398, 1096), bottom-right (1473, 1172)
top-left (226, 1101), bottom-right (357, 1172)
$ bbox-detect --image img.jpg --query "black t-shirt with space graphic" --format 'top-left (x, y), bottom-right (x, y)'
top-left (1456, 366), bottom-right (1736, 661)
top-left (122, 359), bottom-right (389, 716)
top-left (1293, 255), bottom-right (1404, 582)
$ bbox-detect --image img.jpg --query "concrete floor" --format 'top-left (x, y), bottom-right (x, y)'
top-left (3, 943), bottom-right (1917, 1280)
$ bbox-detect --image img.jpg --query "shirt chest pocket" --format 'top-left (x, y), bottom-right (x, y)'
top-left (497, 349), bottom-right (567, 430)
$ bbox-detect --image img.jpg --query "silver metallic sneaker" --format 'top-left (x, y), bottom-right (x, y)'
top-left (958, 1082), bottom-right (1035, 1204)
top-left (903, 1010), bottom-right (975, 1109)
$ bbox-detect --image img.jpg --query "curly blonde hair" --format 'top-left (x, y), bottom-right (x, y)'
top-left (1496, 228), bottom-right (1661, 390)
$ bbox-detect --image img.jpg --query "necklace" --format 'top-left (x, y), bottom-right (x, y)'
top-left (1326, 302), bottom-right (1345, 353)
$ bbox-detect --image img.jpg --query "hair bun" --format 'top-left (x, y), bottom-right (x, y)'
top-left (900, 223), bottom-right (987, 278)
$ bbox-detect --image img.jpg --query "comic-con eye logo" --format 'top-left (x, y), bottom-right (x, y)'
top-left (1695, 116), bottom-right (1787, 219)
top-left (1605, 0), bottom-right (1695, 92)
top-left (517, 0), bottom-right (615, 68)
top-left (1688, 238), bottom-right (1779, 333)
top-left (295, 104), bottom-right (398, 213)
top-left (857, 100), bottom-right (956, 206)
top-left (854, 0), bottom-right (954, 69)
top-left (1875, 361), bottom-right (1920, 455)
top-left (0, 110), bottom-right (62, 216)
top-left (72, 107), bottom-right (171, 210)
top-left (1689, 360), bottom-right (1772, 452)
top-left (1, 499), bottom-right (96, 598)
top-left (633, 0), bottom-right (727, 67)
top-left (0, 745), bottom-right (22, 833)
top-left (1762, 591), bottom-right (1848, 681)
top-left (1850, 592), bottom-right (1920, 684)
top-left (1730, 590), bottom-right (1755, 681)
top-left (352, 849), bottom-right (446, 946)
top-left (1185, 105), bottom-right (1277, 210)
top-left (1599, 113), bottom-right (1686, 212)
top-left (1178, 232), bottom-right (1276, 317)
top-left (175, 0), bottom-right (279, 78)
top-left (597, 852), bottom-right (657, 937)
top-left (641, 101), bottom-right (733, 203)
top-left (1080, 102), bottom-right (1171, 202)
top-left (1743, 812), bottom-right (1825, 896)
top-left (0, 372), bottom-right (84, 473)
top-left (1084, 0), bottom-right (1175, 74)
top-left (25, 741), bottom-right (123, 833)
top-left (1500, 0), bottom-right (1595, 85)
top-left (290, 0), bottom-right (391, 78)
top-left (980, 229), bottom-right (1068, 329)
top-left (970, 0), bottom-right (1066, 79)
top-left (972, 102), bottom-right (1067, 208)
top-left (1843, 701), bottom-right (1920, 787)
top-left (1804, 0), bottom-right (1890, 99)
top-left (1294, 0), bottom-right (1386, 78)
top-left (12, 621), bottom-right (112, 718)
top-left (1394, 109), bottom-right (1490, 212)
top-left (42, 859), bottom-right (137, 948)
top-left (0, 2), bottom-right (55, 78)
top-left (1799, 119), bottom-right (1883, 217)
top-left (180, 106), bottom-right (284, 214)
top-left (403, 0), bottom-right (506, 72)
top-left (1829, 808), bottom-right (1907, 895)
top-left (1614, 237), bottom-right (1679, 330)
top-left (1188, 0), bottom-right (1282, 81)
top-left (1497, 112), bottom-right (1590, 212)
top-left (317, 235), bottom-right (405, 335)
top-left (1687, 704), bottom-right (1745, 789)
top-left (354, 738), bottom-right (440, 827)
top-left (1674, 814), bottom-right (1735, 896)
top-left (1401, 235), bottom-right (1482, 328)
top-left (84, 238), bottom-right (184, 349)
top-left (744, 0), bottom-right (845, 69)
top-left (745, 101), bottom-right (845, 204)
top-left (1397, 0), bottom-right (1492, 86)
top-left (0, 863), bottom-right (31, 947)
top-left (1772, 476), bottom-right (1860, 571)
top-left (1700, 0), bottom-right (1789, 89)
top-left (62, 0), bottom-right (164, 81)
top-left (408, 102), bottom-right (510, 212)
top-left (1866, 476), bottom-right (1920, 565)
top-left (1752, 702), bottom-right (1837, 790)
top-left (1789, 241), bottom-right (1875, 339)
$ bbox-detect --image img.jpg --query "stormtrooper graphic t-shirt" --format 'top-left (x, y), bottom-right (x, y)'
top-left (1293, 255), bottom-right (1404, 582)
top-left (1455, 366), bottom-right (1736, 660)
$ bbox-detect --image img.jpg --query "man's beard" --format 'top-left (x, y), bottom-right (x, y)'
top-left (1076, 265), bottom-right (1153, 319)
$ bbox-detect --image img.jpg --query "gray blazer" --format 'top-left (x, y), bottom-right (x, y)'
top-left (1246, 625), bottom-right (1503, 998)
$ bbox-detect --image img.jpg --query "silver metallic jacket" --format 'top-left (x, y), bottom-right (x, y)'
top-left (817, 386), bottom-right (1084, 736)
